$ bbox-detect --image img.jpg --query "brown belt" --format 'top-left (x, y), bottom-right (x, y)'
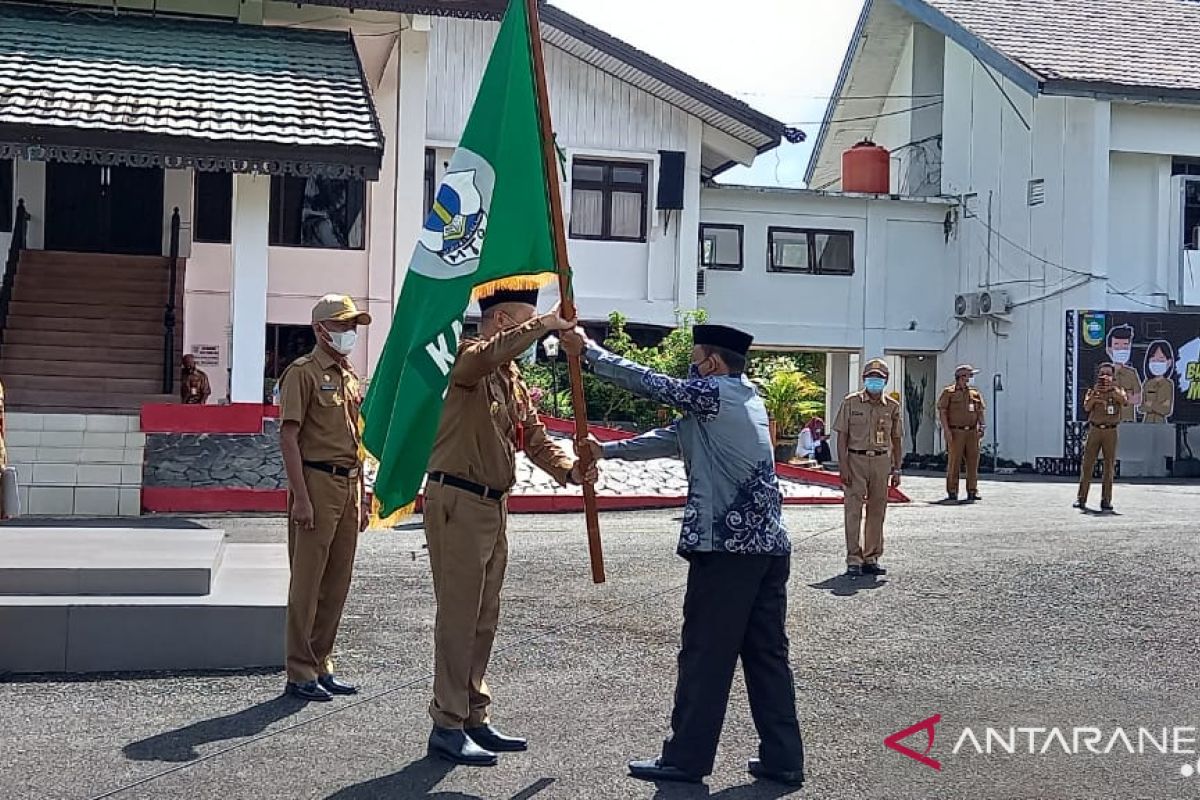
top-left (1090, 423), bottom-right (1118, 430)
top-left (950, 425), bottom-right (978, 431)
top-left (848, 448), bottom-right (889, 457)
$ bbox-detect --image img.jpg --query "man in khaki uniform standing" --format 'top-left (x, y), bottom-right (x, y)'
top-left (1075, 362), bottom-right (1128, 513)
top-left (937, 364), bottom-right (986, 503)
top-left (424, 288), bottom-right (591, 767)
top-left (279, 295), bottom-right (371, 702)
top-left (834, 358), bottom-right (903, 577)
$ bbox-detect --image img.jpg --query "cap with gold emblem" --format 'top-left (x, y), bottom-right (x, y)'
top-left (954, 363), bottom-right (979, 377)
top-left (862, 358), bottom-right (889, 378)
top-left (312, 294), bottom-right (372, 326)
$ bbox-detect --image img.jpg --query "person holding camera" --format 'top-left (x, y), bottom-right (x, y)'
top-left (1075, 362), bottom-right (1128, 513)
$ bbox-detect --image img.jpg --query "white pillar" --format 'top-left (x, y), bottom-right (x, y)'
top-left (826, 352), bottom-right (853, 458)
top-left (229, 173), bottom-right (270, 404)
top-left (365, 36), bottom-right (401, 379)
top-left (676, 116), bottom-right (703, 313)
top-left (393, 18), bottom-right (430, 304)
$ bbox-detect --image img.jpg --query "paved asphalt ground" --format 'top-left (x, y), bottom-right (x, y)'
top-left (4, 474), bottom-right (1200, 800)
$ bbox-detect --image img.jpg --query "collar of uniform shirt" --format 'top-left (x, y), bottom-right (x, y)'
top-left (313, 346), bottom-right (354, 375)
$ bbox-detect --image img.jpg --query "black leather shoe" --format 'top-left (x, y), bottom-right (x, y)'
top-left (628, 758), bottom-right (702, 784)
top-left (946, 494), bottom-right (958, 503)
top-left (1073, 500), bottom-right (1086, 510)
top-left (967, 493), bottom-right (981, 503)
top-left (318, 674), bottom-right (358, 695)
top-left (862, 563), bottom-right (887, 576)
top-left (285, 680), bottom-right (333, 702)
top-left (428, 727), bottom-right (498, 766)
top-left (1101, 503), bottom-right (1114, 513)
top-left (844, 565), bottom-right (863, 577)
top-left (465, 724), bottom-right (527, 752)
top-left (748, 758), bottom-right (805, 787)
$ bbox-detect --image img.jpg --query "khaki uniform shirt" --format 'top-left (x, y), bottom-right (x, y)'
top-left (278, 348), bottom-right (363, 468)
top-left (937, 384), bottom-right (985, 428)
top-left (1140, 377), bottom-right (1174, 420)
top-left (1083, 385), bottom-right (1128, 425)
top-left (833, 391), bottom-right (903, 453)
top-left (181, 368), bottom-right (211, 404)
top-left (427, 317), bottom-right (573, 492)
top-left (1112, 365), bottom-right (1141, 422)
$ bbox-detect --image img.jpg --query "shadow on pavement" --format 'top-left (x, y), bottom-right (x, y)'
top-left (651, 780), bottom-right (801, 799)
top-left (808, 574), bottom-right (887, 597)
top-left (326, 758), bottom-right (554, 800)
top-left (122, 694), bottom-right (306, 762)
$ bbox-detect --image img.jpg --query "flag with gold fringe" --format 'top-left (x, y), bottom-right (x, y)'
top-left (362, 0), bottom-right (557, 521)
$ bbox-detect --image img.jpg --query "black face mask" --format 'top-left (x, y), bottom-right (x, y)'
top-left (182, 366), bottom-right (194, 375)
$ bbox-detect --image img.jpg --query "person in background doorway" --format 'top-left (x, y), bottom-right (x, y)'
top-left (798, 417), bottom-right (831, 463)
top-left (278, 294), bottom-right (372, 702)
top-left (1075, 362), bottom-right (1127, 513)
top-left (180, 354), bottom-right (211, 405)
top-left (937, 364), bottom-right (986, 503)
top-left (1139, 340), bottom-right (1175, 424)
top-left (834, 358), bottom-right (903, 577)
top-left (1105, 325), bottom-right (1141, 422)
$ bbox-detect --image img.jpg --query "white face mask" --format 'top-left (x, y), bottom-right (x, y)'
top-left (1149, 360), bottom-right (1170, 377)
top-left (1110, 347), bottom-right (1131, 365)
top-left (325, 328), bottom-right (357, 356)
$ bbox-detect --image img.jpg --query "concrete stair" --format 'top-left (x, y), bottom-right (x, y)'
top-left (0, 527), bottom-right (287, 674)
top-left (5, 412), bottom-right (145, 517)
top-left (1, 249), bottom-right (183, 414)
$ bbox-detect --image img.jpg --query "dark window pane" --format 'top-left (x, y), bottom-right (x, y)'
top-left (424, 148), bottom-right (436, 218)
top-left (193, 170), bottom-right (232, 243)
top-left (813, 232), bottom-right (853, 274)
top-left (0, 159), bottom-right (12, 234)
top-left (573, 162), bottom-right (606, 183)
top-left (700, 225), bottom-right (742, 270)
top-left (269, 175), bottom-right (365, 250)
top-left (770, 229), bottom-right (810, 271)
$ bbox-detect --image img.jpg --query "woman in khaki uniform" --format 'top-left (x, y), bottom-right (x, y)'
top-left (1139, 340), bottom-right (1175, 424)
top-left (1075, 363), bottom-right (1128, 513)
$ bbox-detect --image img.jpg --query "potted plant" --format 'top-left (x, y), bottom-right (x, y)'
top-left (762, 371), bottom-right (807, 463)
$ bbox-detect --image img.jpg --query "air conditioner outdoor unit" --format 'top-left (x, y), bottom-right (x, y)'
top-left (696, 268), bottom-right (707, 297)
top-left (954, 292), bottom-right (981, 319)
top-left (979, 290), bottom-right (1012, 316)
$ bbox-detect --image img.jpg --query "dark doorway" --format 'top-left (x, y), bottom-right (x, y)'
top-left (44, 163), bottom-right (164, 255)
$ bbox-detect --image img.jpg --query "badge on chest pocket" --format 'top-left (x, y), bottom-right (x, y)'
top-left (1106, 402), bottom-right (1116, 416)
top-left (875, 422), bottom-right (887, 446)
top-left (968, 402), bottom-right (976, 412)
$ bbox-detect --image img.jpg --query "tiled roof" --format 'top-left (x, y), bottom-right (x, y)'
top-left (919, 0), bottom-right (1200, 95)
top-left (0, 4), bottom-right (384, 178)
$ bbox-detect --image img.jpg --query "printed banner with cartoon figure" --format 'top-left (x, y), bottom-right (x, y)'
top-left (1073, 311), bottom-right (1200, 424)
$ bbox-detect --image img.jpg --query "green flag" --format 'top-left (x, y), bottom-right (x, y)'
top-left (362, 0), bottom-right (558, 518)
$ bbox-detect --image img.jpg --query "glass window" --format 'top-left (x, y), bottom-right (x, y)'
top-left (193, 170), bottom-right (232, 243)
top-left (423, 148), bottom-right (436, 218)
top-left (699, 224), bottom-right (743, 271)
top-left (269, 175), bottom-right (366, 250)
top-left (0, 159), bottom-right (12, 234)
top-left (768, 227), bottom-right (854, 275)
top-left (569, 159), bottom-right (648, 242)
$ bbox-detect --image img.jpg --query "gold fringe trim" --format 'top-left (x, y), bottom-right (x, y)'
top-left (470, 272), bottom-right (556, 302)
top-left (359, 412), bottom-right (417, 530)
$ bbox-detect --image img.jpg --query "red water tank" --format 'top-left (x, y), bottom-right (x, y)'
top-left (842, 140), bottom-right (890, 194)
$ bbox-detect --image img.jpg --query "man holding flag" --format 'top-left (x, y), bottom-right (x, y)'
top-left (359, 0), bottom-right (600, 768)
top-left (424, 289), bottom-right (592, 766)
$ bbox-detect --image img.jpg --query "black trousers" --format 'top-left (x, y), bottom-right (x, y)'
top-left (660, 552), bottom-right (805, 777)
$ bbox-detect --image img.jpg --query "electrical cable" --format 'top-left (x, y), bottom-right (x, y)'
top-left (783, 100), bottom-right (943, 128)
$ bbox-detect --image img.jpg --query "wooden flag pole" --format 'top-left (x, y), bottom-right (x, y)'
top-left (525, 0), bottom-right (605, 584)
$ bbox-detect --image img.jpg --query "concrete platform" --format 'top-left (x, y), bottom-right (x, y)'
top-left (0, 543), bottom-right (288, 674)
top-left (0, 528), bottom-right (224, 596)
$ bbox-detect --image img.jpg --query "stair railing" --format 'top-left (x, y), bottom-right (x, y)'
top-left (162, 207), bottom-right (181, 395)
top-left (0, 198), bottom-right (30, 343)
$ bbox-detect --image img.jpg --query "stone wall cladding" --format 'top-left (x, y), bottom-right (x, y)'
top-left (145, 420), bottom-right (285, 490)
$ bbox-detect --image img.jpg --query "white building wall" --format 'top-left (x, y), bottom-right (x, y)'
top-left (698, 186), bottom-right (952, 352)
top-left (427, 18), bottom-right (693, 327)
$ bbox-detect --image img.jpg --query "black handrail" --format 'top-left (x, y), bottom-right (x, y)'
top-left (162, 206), bottom-right (180, 395)
top-left (0, 198), bottom-right (30, 343)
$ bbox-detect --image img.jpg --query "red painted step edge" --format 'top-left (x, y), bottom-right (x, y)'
top-left (141, 403), bottom-right (276, 434)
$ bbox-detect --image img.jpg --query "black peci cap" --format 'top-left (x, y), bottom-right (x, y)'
top-left (478, 289), bottom-right (539, 314)
top-left (693, 324), bottom-right (754, 356)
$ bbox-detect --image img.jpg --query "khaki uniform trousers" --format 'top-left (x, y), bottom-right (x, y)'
top-left (1078, 427), bottom-right (1119, 506)
top-left (843, 451), bottom-right (891, 566)
top-left (946, 429), bottom-right (981, 496)
top-left (424, 481), bottom-right (509, 730)
top-left (286, 468), bottom-right (360, 683)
